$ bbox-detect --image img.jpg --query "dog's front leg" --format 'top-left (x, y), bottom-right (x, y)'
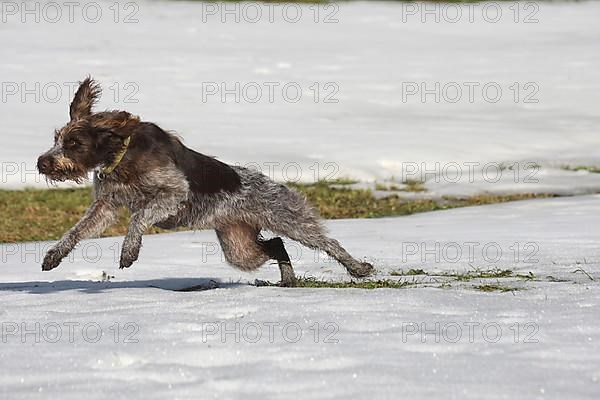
top-left (120, 195), bottom-right (183, 269)
top-left (42, 200), bottom-right (117, 271)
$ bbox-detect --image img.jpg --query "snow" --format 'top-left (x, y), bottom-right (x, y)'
top-left (1, 1), bottom-right (600, 398)
top-left (1, 195), bottom-right (599, 399)
top-left (1, 0), bottom-right (600, 193)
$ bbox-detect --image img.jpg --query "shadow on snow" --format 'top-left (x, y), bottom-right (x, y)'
top-left (0, 278), bottom-right (248, 294)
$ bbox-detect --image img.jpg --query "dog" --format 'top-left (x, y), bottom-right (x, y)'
top-left (36, 77), bottom-right (375, 286)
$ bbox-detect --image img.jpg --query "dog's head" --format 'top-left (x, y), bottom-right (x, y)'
top-left (37, 77), bottom-right (139, 183)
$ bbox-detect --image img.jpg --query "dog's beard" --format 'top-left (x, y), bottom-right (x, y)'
top-left (43, 168), bottom-right (88, 184)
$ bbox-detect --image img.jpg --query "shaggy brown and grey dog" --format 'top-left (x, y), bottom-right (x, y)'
top-left (37, 77), bottom-right (374, 286)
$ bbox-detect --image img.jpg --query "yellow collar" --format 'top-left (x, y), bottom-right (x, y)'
top-left (100, 136), bottom-right (131, 176)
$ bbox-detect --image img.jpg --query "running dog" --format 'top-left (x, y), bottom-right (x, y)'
top-left (37, 77), bottom-right (375, 286)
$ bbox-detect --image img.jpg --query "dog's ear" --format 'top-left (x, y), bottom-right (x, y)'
top-left (70, 77), bottom-right (101, 121)
top-left (92, 111), bottom-right (140, 139)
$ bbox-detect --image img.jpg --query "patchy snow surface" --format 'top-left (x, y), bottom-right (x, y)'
top-left (1, 2), bottom-right (599, 396)
top-left (1, 1), bottom-right (600, 193)
top-left (1, 195), bottom-right (599, 399)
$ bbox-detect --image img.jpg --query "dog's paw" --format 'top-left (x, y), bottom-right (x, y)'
top-left (119, 261), bottom-right (133, 269)
top-left (347, 262), bottom-right (376, 278)
top-left (42, 248), bottom-right (63, 271)
top-left (279, 277), bottom-right (298, 288)
top-left (119, 255), bottom-right (136, 269)
top-left (119, 247), bottom-right (139, 269)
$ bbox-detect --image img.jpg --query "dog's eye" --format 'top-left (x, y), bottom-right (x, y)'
top-left (65, 139), bottom-right (79, 148)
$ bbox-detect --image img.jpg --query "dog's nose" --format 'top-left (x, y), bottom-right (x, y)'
top-left (37, 156), bottom-right (52, 173)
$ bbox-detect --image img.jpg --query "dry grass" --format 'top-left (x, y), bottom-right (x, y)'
top-left (0, 183), bottom-right (554, 243)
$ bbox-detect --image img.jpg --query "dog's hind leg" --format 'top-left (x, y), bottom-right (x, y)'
top-left (259, 237), bottom-right (297, 287)
top-left (264, 188), bottom-right (375, 278)
top-left (216, 223), bottom-right (269, 271)
top-left (216, 223), bottom-right (297, 287)
top-left (286, 227), bottom-right (374, 278)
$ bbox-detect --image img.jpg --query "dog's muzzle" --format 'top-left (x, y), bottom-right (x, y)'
top-left (37, 155), bottom-right (53, 174)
